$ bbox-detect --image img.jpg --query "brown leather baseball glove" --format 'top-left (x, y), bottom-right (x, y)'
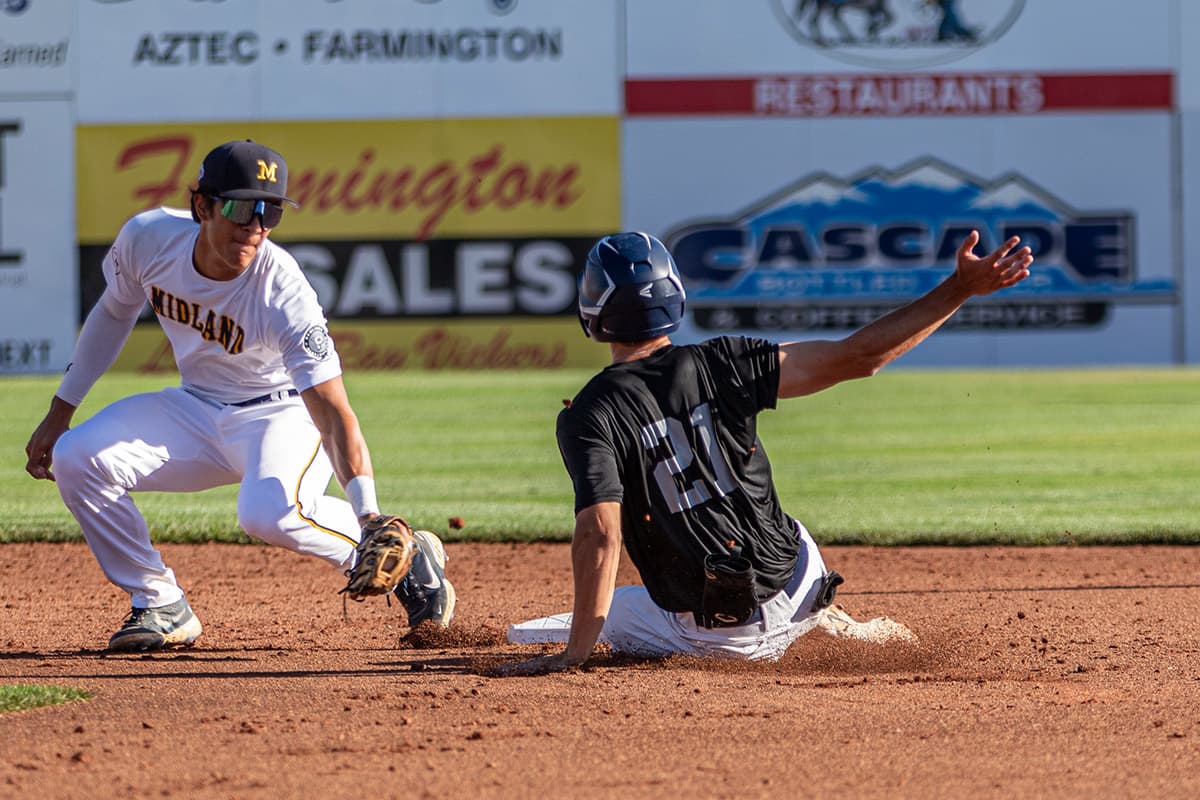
top-left (340, 514), bottom-right (417, 602)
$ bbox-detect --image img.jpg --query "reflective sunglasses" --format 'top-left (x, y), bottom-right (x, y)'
top-left (216, 197), bottom-right (284, 228)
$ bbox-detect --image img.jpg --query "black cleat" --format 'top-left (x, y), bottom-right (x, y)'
top-left (395, 530), bottom-right (456, 629)
top-left (107, 598), bottom-right (202, 652)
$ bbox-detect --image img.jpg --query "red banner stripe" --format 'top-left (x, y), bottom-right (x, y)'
top-left (1039, 73), bottom-right (1173, 110)
top-left (626, 78), bottom-right (753, 115)
top-left (625, 72), bottom-right (1173, 116)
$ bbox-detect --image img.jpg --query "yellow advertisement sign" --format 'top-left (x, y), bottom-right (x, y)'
top-left (77, 118), bottom-right (619, 244)
top-left (113, 318), bottom-right (610, 373)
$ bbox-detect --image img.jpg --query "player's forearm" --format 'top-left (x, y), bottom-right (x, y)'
top-left (563, 504), bottom-right (622, 665)
top-left (777, 274), bottom-right (969, 398)
top-left (43, 395), bottom-right (78, 426)
top-left (301, 378), bottom-right (374, 486)
top-left (56, 294), bottom-right (141, 406)
top-left (318, 420), bottom-right (377, 521)
top-left (324, 421), bottom-right (374, 488)
top-left (836, 273), bottom-right (969, 375)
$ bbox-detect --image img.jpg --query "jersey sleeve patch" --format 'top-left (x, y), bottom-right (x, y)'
top-left (302, 324), bottom-right (333, 361)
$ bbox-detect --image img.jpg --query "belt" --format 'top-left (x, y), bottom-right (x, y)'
top-left (230, 389), bottom-right (300, 407)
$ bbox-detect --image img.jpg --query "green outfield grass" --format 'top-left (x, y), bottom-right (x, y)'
top-left (3, 367), bottom-right (1199, 545)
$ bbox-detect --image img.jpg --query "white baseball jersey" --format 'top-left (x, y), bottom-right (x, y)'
top-left (103, 207), bottom-right (341, 404)
top-left (52, 207), bottom-right (362, 611)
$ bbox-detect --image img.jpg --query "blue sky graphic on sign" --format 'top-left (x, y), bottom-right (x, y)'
top-left (665, 158), bottom-right (1172, 313)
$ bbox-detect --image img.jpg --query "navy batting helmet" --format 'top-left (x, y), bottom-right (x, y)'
top-left (578, 232), bottom-right (686, 343)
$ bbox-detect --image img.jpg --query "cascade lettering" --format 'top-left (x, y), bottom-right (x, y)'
top-left (674, 220), bottom-right (1128, 282)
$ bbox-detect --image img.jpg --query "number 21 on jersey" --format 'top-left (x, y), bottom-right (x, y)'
top-left (640, 402), bottom-right (738, 513)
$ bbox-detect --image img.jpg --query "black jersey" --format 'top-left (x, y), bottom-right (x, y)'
top-left (556, 336), bottom-right (801, 614)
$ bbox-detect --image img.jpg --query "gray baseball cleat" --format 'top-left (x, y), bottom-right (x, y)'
top-left (394, 530), bottom-right (456, 629)
top-left (107, 597), bottom-right (203, 652)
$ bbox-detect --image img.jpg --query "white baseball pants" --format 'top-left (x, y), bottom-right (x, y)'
top-left (53, 387), bottom-right (360, 608)
top-left (508, 521), bottom-right (831, 661)
top-left (599, 522), bottom-right (829, 661)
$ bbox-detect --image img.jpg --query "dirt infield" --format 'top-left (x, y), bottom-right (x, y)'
top-left (1, 542), bottom-right (1198, 799)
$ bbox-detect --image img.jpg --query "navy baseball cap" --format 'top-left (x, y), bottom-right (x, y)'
top-left (196, 139), bottom-right (299, 207)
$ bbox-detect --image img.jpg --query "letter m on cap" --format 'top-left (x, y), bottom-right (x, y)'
top-left (256, 160), bottom-right (279, 184)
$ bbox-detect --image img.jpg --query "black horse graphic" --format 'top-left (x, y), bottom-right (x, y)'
top-left (793, 0), bottom-right (896, 45)
top-left (924, 0), bottom-right (979, 42)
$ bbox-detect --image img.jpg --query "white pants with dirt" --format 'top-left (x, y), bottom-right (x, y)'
top-left (52, 387), bottom-right (360, 609)
top-left (508, 522), bottom-right (830, 661)
top-left (600, 522), bottom-right (829, 661)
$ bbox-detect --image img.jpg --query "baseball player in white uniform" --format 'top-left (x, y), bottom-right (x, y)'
top-left (24, 140), bottom-right (454, 652)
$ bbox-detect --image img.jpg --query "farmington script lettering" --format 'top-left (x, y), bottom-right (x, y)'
top-left (117, 137), bottom-right (582, 240)
top-left (135, 327), bottom-right (566, 372)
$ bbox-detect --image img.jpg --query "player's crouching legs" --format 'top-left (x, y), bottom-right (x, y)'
top-left (235, 489), bottom-right (357, 569)
top-left (51, 423), bottom-right (190, 611)
top-left (52, 425), bottom-right (127, 510)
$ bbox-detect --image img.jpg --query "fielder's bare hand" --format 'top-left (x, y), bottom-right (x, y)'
top-left (25, 398), bottom-right (76, 481)
top-left (954, 230), bottom-right (1033, 297)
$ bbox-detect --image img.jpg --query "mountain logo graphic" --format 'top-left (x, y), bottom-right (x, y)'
top-left (664, 157), bottom-right (1170, 314)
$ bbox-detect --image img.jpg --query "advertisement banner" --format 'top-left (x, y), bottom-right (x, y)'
top-left (77, 118), bottom-right (618, 242)
top-left (80, 234), bottom-right (600, 324)
top-left (0, 100), bottom-right (74, 374)
top-left (76, 0), bottom-right (619, 122)
top-left (624, 2), bottom-right (1173, 119)
top-left (107, 318), bottom-right (609, 373)
top-left (624, 114), bottom-right (1176, 366)
top-left (622, 0), bottom-right (1179, 366)
top-left (627, 71), bottom-right (1172, 118)
top-left (0, 0), bottom-right (73, 97)
top-left (76, 118), bottom-right (619, 369)
top-left (626, 1), bottom-right (1171, 75)
top-left (1180, 4), bottom-right (1200, 362)
top-left (1182, 109), bottom-right (1200, 363)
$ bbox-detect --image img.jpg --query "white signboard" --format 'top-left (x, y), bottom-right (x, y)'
top-left (627, 0), bottom-right (1172, 75)
top-left (76, 0), bottom-right (619, 122)
top-left (624, 114), bottom-right (1177, 366)
top-left (622, 0), bottom-right (1180, 366)
top-left (0, 100), bottom-right (75, 374)
top-left (0, 0), bottom-right (74, 96)
top-left (1184, 112), bottom-right (1200, 362)
top-left (1178, 2), bottom-right (1200, 361)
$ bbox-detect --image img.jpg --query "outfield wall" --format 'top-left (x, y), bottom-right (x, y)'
top-left (0, 0), bottom-right (74, 374)
top-left (626, 0), bottom-right (1178, 367)
top-left (0, 0), bottom-right (1193, 372)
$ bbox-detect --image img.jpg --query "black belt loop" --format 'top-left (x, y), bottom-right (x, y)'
top-left (230, 389), bottom-right (300, 408)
